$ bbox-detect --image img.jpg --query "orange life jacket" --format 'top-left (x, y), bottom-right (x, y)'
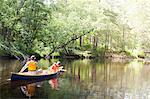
top-left (28, 61), bottom-right (37, 71)
top-left (51, 63), bottom-right (59, 72)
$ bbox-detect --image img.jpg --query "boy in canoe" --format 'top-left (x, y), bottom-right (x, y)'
top-left (19, 55), bottom-right (37, 74)
top-left (49, 61), bottom-right (61, 73)
top-left (40, 61), bottom-right (65, 74)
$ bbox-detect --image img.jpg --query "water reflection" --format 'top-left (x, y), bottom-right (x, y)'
top-left (12, 77), bottom-right (61, 98)
top-left (21, 83), bottom-right (36, 97)
top-left (0, 58), bottom-right (150, 99)
top-left (20, 81), bottom-right (44, 98)
top-left (61, 59), bottom-right (150, 99)
top-left (49, 78), bottom-right (59, 90)
top-left (0, 59), bottom-right (21, 85)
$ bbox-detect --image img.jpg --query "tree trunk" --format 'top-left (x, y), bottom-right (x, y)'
top-left (95, 36), bottom-right (98, 48)
top-left (93, 35), bottom-right (98, 49)
top-left (105, 32), bottom-right (108, 51)
top-left (79, 36), bottom-right (84, 47)
top-left (122, 25), bottom-right (125, 52)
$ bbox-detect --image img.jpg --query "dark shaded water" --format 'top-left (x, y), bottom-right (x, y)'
top-left (0, 58), bottom-right (150, 99)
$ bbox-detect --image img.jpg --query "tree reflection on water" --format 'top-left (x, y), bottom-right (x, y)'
top-left (61, 59), bottom-right (150, 99)
top-left (0, 59), bottom-right (150, 99)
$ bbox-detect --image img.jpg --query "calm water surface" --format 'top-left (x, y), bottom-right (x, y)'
top-left (0, 58), bottom-right (150, 99)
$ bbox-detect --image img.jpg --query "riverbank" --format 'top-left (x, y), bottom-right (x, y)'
top-left (0, 51), bottom-right (138, 60)
top-left (1, 51), bottom-right (150, 64)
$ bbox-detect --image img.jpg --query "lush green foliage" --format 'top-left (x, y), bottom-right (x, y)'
top-left (0, 0), bottom-right (149, 58)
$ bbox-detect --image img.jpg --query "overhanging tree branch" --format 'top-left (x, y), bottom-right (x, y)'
top-left (46, 28), bottom-right (94, 58)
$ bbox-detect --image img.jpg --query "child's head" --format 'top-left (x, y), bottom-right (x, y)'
top-left (56, 61), bottom-right (61, 66)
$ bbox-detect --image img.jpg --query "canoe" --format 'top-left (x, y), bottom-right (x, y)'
top-left (11, 78), bottom-right (52, 88)
top-left (11, 72), bottom-right (60, 81)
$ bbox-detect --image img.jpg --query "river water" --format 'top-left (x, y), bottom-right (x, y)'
top-left (0, 58), bottom-right (150, 99)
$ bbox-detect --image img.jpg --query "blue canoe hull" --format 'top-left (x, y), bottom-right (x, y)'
top-left (11, 72), bottom-right (59, 81)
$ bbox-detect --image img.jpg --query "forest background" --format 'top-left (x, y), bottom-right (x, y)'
top-left (0, 0), bottom-right (150, 59)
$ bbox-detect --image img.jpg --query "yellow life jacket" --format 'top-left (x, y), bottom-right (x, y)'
top-left (28, 61), bottom-right (37, 71)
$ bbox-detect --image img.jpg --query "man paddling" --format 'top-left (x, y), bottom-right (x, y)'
top-left (19, 55), bottom-right (37, 74)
